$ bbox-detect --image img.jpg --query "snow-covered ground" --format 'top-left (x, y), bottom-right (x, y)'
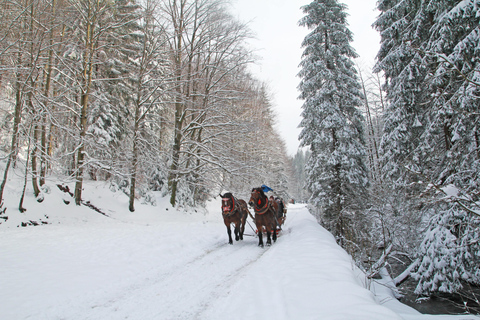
top-left (1, 179), bottom-right (479, 320)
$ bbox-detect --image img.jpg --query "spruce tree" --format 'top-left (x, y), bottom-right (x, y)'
top-left (374, 0), bottom-right (480, 297)
top-left (298, 0), bottom-right (369, 248)
top-left (374, 0), bottom-right (429, 183)
top-left (412, 0), bottom-right (480, 297)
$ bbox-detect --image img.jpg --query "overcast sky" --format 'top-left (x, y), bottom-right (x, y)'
top-left (230, 0), bottom-right (380, 156)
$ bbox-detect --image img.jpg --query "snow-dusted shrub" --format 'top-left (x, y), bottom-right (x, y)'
top-left (413, 204), bottom-right (480, 295)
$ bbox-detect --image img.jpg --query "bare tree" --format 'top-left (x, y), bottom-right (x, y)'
top-left (356, 63), bottom-right (384, 184)
top-left (128, 0), bottom-right (170, 212)
top-left (0, 0), bottom-right (49, 206)
top-left (0, 0), bottom-right (293, 213)
top-left (160, 0), bottom-right (252, 207)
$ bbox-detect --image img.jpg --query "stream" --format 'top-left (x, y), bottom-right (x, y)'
top-left (398, 277), bottom-right (480, 315)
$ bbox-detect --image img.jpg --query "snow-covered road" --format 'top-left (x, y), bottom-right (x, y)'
top-left (1, 191), bottom-right (479, 320)
top-left (83, 238), bottom-right (270, 319)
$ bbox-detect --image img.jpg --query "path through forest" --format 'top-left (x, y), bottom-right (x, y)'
top-left (0, 189), bottom-right (478, 320)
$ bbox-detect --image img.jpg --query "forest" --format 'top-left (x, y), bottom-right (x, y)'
top-left (0, 0), bottom-right (305, 213)
top-left (1, 0), bottom-right (480, 314)
top-left (297, 0), bottom-right (480, 313)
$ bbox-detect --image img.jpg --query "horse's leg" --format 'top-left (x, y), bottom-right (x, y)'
top-left (272, 221), bottom-right (277, 243)
top-left (266, 229), bottom-right (272, 246)
top-left (258, 231), bottom-right (264, 247)
top-left (264, 217), bottom-right (273, 246)
top-left (239, 214), bottom-right (246, 241)
top-left (234, 221), bottom-right (240, 241)
top-left (225, 222), bottom-right (233, 244)
top-left (256, 221), bottom-right (264, 247)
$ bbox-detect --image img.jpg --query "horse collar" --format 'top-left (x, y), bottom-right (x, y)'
top-left (255, 196), bottom-right (269, 215)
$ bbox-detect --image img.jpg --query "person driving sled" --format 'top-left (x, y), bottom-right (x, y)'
top-left (261, 184), bottom-right (273, 193)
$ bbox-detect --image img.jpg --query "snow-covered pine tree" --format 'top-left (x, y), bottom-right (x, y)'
top-left (374, 0), bottom-right (430, 184)
top-left (375, 0), bottom-right (480, 298)
top-left (371, 0), bottom-right (434, 275)
top-left (99, 0), bottom-right (144, 145)
top-left (411, 0), bottom-right (480, 297)
top-left (413, 201), bottom-right (480, 296)
top-left (421, 0), bottom-right (480, 203)
top-left (291, 149), bottom-right (310, 203)
top-left (111, 0), bottom-right (170, 211)
top-left (298, 0), bottom-right (369, 251)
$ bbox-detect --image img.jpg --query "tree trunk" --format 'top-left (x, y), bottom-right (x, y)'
top-left (74, 92), bottom-right (89, 205)
top-left (168, 0), bottom-right (186, 207)
top-left (129, 149), bottom-right (137, 212)
top-left (40, 0), bottom-right (57, 186)
top-left (169, 106), bottom-right (182, 206)
top-left (0, 53), bottom-right (24, 203)
top-left (19, 133), bottom-right (32, 213)
top-left (129, 111), bottom-right (140, 212)
top-left (11, 59), bottom-right (24, 167)
top-left (74, 4), bottom-right (95, 206)
top-left (30, 105), bottom-right (41, 198)
top-left (358, 67), bottom-right (380, 182)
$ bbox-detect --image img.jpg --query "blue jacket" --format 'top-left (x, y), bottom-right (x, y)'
top-left (261, 184), bottom-right (273, 193)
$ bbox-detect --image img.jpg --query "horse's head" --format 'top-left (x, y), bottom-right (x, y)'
top-left (249, 187), bottom-right (265, 207)
top-left (221, 193), bottom-right (234, 214)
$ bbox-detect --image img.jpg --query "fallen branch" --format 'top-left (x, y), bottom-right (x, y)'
top-left (367, 243), bottom-right (393, 279)
top-left (57, 184), bottom-right (108, 216)
top-left (394, 258), bottom-right (419, 286)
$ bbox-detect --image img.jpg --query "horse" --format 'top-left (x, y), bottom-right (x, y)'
top-left (248, 187), bottom-right (279, 247)
top-left (269, 195), bottom-right (286, 228)
top-left (220, 193), bottom-right (249, 245)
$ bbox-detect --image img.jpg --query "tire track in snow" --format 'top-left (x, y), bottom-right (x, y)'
top-left (85, 237), bottom-right (272, 320)
top-left (191, 242), bottom-right (273, 319)
top-left (85, 239), bottom-right (228, 311)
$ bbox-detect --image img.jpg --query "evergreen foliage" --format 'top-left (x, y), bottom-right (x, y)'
top-left (298, 0), bottom-right (369, 250)
top-left (374, 0), bottom-right (480, 297)
top-left (290, 149), bottom-right (310, 203)
top-left (413, 201), bottom-right (480, 295)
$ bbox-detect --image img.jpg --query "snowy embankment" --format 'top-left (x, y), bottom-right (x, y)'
top-left (0, 181), bottom-right (479, 320)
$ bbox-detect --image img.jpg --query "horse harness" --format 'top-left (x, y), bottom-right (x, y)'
top-left (253, 192), bottom-right (274, 215)
top-left (222, 195), bottom-right (240, 217)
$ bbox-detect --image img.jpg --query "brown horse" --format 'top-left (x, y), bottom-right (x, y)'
top-left (269, 195), bottom-right (287, 228)
top-left (220, 193), bottom-right (249, 245)
top-left (248, 187), bottom-right (279, 247)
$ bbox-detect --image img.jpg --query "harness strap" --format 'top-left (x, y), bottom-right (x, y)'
top-left (222, 195), bottom-right (238, 216)
top-left (254, 197), bottom-right (270, 215)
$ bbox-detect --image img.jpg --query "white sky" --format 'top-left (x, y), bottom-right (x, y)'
top-left (230, 0), bottom-right (380, 156)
